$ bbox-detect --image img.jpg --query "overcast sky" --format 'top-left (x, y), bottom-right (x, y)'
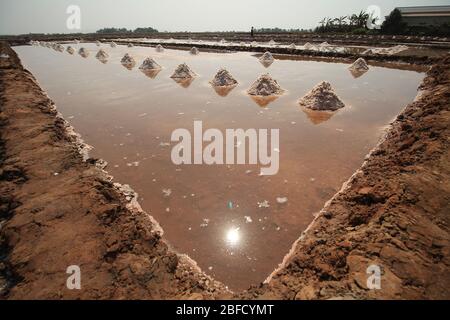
top-left (1, 0), bottom-right (449, 34)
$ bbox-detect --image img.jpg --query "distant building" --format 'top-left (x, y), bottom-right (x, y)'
top-left (395, 5), bottom-right (450, 27)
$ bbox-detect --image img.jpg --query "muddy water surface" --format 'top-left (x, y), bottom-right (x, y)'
top-left (15, 43), bottom-right (423, 290)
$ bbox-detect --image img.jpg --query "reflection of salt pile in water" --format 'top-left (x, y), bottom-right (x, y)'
top-left (128, 43), bottom-right (134, 47)
top-left (302, 108), bottom-right (335, 125)
top-left (171, 63), bottom-right (196, 79)
top-left (139, 57), bottom-right (162, 70)
top-left (95, 49), bottom-right (109, 61)
top-left (121, 53), bottom-right (136, 68)
top-left (298, 81), bottom-right (345, 111)
top-left (66, 46), bottom-right (75, 54)
top-left (190, 47), bottom-right (199, 55)
top-left (110, 42), bottom-right (117, 48)
top-left (155, 44), bottom-right (164, 52)
top-left (210, 68), bottom-right (238, 86)
top-left (247, 73), bottom-right (284, 96)
top-left (210, 69), bottom-right (238, 97)
top-left (78, 47), bottom-right (89, 57)
top-left (259, 51), bottom-right (274, 67)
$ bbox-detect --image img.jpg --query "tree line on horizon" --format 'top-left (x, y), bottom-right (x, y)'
top-left (315, 9), bottom-right (449, 36)
top-left (95, 27), bottom-right (159, 34)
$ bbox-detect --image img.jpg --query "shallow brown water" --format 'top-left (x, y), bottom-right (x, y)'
top-left (15, 43), bottom-right (423, 291)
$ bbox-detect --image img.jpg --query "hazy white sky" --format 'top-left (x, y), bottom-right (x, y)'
top-left (1, 0), bottom-right (449, 34)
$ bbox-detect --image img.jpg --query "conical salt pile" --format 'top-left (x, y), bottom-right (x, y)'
top-left (96, 41), bottom-right (101, 46)
top-left (156, 44), bottom-right (164, 52)
top-left (259, 51), bottom-right (274, 67)
top-left (349, 58), bottom-right (369, 72)
top-left (96, 49), bottom-right (109, 60)
top-left (78, 47), bottom-right (89, 57)
top-left (54, 43), bottom-right (65, 52)
top-left (298, 81), bottom-right (345, 111)
top-left (110, 42), bottom-right (117, 48)
top-left (210, 68), bottom-right (238, 87)
top-left (289, 43), bottom-right (296, 49)
top-left (268, 39), bottom-right (276, 45)
top-left (190, 47), bottom-right (199, 55)
top-left (128, 43), bottom-right (134, 47)
top-left (304, 42), bottom-right (314, 50)
top-left (121, 53), bottom-right (135, 65)
top-left (247, 74), bottom-right (284, 96)
top-left (139, 57), bottom-right (161, 70)
top-left (170, 63), bottom-right (196, 79)
top-left (66, 46), bottom-right (75, 54)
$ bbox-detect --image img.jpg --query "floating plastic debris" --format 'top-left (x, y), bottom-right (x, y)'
top-left (244, 216), bottom-right (253, 223)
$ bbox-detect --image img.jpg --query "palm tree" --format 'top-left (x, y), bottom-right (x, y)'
top-left (356, 10), bottom-right (369, 28)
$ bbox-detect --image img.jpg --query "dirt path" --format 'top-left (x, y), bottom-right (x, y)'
top-left (0, 41), bottom-right (449, 299)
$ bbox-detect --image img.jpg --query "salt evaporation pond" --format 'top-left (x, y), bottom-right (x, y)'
top-left (14, 43), bottom-right (424, 291)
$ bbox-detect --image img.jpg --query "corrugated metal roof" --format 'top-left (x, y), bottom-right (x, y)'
top-left (396, 5), bottom-right (450, 14)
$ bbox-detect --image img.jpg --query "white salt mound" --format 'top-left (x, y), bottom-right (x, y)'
top-left (190, 47), bottom-right (199, 55)
top-left (247, 74), bottom-right (284, 96)
top-left (78, 47), bottom-right (89, 57)
top-left (96, 49), bottom-right (109, 60)
top-left (128, 43), bottom-right (134, 47)
top-left (259, 51), bottom-right (274, 62)
top-left (349, 57), bottom-right (369, 71)
top-left (156, 44), bottom-right (164, 52)
top-left (54, 44), bottom-right (65, 52)
top-left (121, 53), bottom-right (135, 65)
top-left (268, 39), bottom-right (276, 45)
top-left (139, 57), bottom-right (162, 70)
top-left (170, 63), bottom-right (196, 79)
top-left (289, 43), bottom-right (296, 49)
top-left (110, 42), bottom-right (117, 48)
top-left (210, 68), bottom-right (238, 87)
top-left (96, 41), bottom-right (101, 46)
top-left (298, 81), bottom-right (345, 111)
top-left (304, 42), bottom-right (314, 50)
top-left (66, 46), bottom-right (75, 54)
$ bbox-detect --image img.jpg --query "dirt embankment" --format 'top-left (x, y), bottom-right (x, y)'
top-left (0, 42), bottom-right (229, 299)
top-left (0, 41), bottom-right (449, 300)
